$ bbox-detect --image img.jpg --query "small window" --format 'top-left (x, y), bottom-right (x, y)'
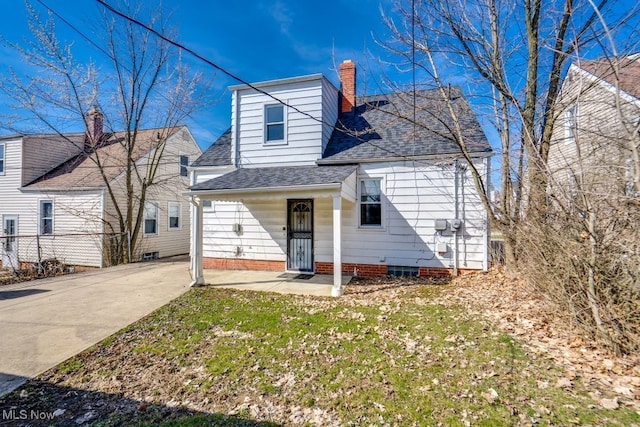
top-left (40, 200), bottom-right (53, 235)
top-left (203, 200), bottom-right (213, 209)
top-left (565, 104), bottom-right (577, 143)
top-left (144, 202), bottom-right (158, 235)
top-left (0, 143), bottom-right (5, 174)
top-left (179, 155), bottom-right (188, 177)
top-left (359, 179), bottom-right (382, 227)
top-left (168, 202), bottom-right (181, 230)
top-left (265, 104), bottom-right (285, 142)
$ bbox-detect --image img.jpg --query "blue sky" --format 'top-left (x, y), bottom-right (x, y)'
top-left (0, 0), bottom-right (406, 148)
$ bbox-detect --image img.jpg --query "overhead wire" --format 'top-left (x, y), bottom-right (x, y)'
top-left (21, 0), bottom-right (483, 169)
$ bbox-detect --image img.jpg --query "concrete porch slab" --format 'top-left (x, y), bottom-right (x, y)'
top-left (202, 270), bottom-right (352, 297)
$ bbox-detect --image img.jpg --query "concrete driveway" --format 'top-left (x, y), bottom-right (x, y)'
top-left (0, 257), bottom-right (191, 397)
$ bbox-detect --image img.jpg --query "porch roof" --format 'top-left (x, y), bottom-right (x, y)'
top-left (189, 164), bottom-right (357, 196)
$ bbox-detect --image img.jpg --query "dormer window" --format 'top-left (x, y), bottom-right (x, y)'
top-left (265, 104), bottom-right (286, 143)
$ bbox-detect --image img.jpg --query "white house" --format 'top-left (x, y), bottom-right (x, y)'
top-left (188, 60), bottom-right (492, 295)
top-left (0, 114), bottom-right (201, 270)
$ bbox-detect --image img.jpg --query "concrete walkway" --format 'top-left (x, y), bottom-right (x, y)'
top-left (0, 258), bottom-right (192, 397)
top-left (203, 270), bottom-right (351, 296)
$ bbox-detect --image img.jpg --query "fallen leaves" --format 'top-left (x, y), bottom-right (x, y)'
top-left (434, 268), bottom-right (640, 411)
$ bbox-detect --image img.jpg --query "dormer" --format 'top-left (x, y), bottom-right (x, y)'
top-left (229, 72), bottom-right (339, 168)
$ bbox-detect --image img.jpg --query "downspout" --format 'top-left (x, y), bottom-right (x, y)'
top-left (100, 189), bottom-right (105, 268)
top-left (482, 156), bottom-right (491, 272)
top-left (453, 160), bottom-right (459, 276)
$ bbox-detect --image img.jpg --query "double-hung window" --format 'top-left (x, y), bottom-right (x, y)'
top-left (144, 202), bottom-right (158, 235)
top-left (359, 179), bottom-right (382, 227)
top-left (0, 143), bottom-right (5, 175)
top-left (40, 200), bottom-right (53, 235)
top-left (168, 202), bottom-right (181, 230)
top-left (179, 155), bottom-right (189, 177)
top-left (265, 104), bottom-right (285, 143)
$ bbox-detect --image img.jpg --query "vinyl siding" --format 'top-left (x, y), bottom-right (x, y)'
top-left (321, 78), bottom-right (339, 153)
top-left (103, 127), bottom-right (201, 260)
top-left (200, 159), bottom-right (489, 271)
top-left (548, 65), bottom-right (638, 195)
top-left (234, 78), bottom-right (334, 167)
top-left (317, 161), bottom-right (488, 270)
top-left (0, 138), bottom-right (104, 267)
top-left (202, 199), bottom-right (286, 261)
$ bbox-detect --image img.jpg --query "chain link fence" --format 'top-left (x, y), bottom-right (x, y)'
top-left (0, 232), bottom-right (129, 284)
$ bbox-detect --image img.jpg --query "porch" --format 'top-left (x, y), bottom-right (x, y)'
top-left (188, 164), bottom-right (358, 296)
top-left (202, 270), bottom-right (352, 297)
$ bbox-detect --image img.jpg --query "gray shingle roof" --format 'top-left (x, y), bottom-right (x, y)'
top-left (190, 165), bottom-right (357, 192)
top-left (191, 128), bottom-right (232, 167)
top-left (321, 87), bottom-right (491, 162)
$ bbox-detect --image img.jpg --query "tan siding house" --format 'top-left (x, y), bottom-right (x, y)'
top-left (0, 119), bottom-right (201, 269)
top-left (548, 56), bottom-right (640, 201)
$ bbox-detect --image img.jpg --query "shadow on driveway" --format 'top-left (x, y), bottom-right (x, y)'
top-left (0, 289), bottom-right (50, 301)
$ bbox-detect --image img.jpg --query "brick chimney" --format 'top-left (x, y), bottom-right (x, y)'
top-left (339, 59), bottom-right (356, 113)
top-left (85, 107), bottom-right (103, 148)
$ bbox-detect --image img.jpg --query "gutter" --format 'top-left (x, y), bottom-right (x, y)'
top-left (185, 182), bottom-right (342, 197)
top-left (20, 186), bottom-right (105, 193)
top-left (316, 151), bottom-right (493, 166)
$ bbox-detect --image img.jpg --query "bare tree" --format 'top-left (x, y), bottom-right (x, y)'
top-left (379, 0), bottom-right (639, 271)
top-left (0, 1), bottom-right (209, 262)
top-left (380, 0), bottom-right (640, 353)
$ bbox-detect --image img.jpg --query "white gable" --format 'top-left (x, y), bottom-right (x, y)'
top-left (230, 75), bottom-right (338, 168)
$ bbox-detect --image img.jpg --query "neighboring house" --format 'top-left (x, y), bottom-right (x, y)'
top-left (188, 60), bottom-right (492, 295)
top-left (548, 55), bottom-right (640, 200)
top-left (0, 112), bottom-right (201, 270)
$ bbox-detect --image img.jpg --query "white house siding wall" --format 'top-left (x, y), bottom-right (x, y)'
top-left (1, 137), bottom-right (104, 268)
top-left (235, 79), bottom-right (328, 167)
top-left (314, 160), bottom-right (489, 271)
top-left (103, 127), bottom-right (201, 260)
top-left (198, 159), bottom-right (488, 273)
top-left (22, 192), bottom-right (104, 267)
top-left (321, 78), bottom-right (339, 153)
top-left (202, 199), bottom-right (287, 262)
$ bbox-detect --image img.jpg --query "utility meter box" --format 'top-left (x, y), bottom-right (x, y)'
top-left (436, 242), bottom-right (448, 253)
top-left (434, 219), bottom-right (448, 231)
top-left (450, 219), bottom-right (462, 231)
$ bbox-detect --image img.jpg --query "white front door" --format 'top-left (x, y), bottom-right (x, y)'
top-left (2, 215), bottom-right (18, 270)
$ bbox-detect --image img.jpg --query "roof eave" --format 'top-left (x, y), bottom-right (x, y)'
top-left (229, 73), bottom-right (327, 91)
top-left (317, 150), bottom-right (493, 165)
top-left (187, 182), bottom-right (342, 196)
top-left (20, 186), bottom-right (105, 193)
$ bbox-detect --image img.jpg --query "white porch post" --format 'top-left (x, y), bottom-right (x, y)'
top-left (331, 194), bottom-right (343, 297)
top-left (190, 196), bottom-right (205, 287)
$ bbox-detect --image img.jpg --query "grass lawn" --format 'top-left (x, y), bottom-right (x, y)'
top-left (2, 280), bottom-right (639, 426)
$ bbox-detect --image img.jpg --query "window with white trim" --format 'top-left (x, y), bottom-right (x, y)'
top-left (144, 202), bottom-right (158, 235)
top-left (264, 104), bottom-right (285, 143)
top-left (179, 155), bottom-right (188, 177)
top-left (168, 202), bottom-right (181, 230)
top-left (39, 200), bottom-right (53, 235)
top-left (0, 143), bottom-right (5, 175)
top-left (359, 179), bottom-right (382, 227)
top-left (565, 104), bottom-right (577, 143)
